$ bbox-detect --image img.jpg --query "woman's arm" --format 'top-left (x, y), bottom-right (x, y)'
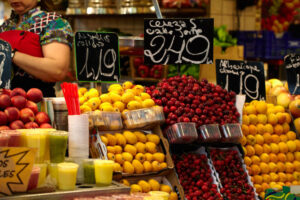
top-left (12, 41), bottom-right (71, 82)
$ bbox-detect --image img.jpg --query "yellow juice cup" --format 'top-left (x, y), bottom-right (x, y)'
top-left (25, 130), bottom-right (47, 163)
top-left (48, 163), bottom-right (59, 185)
top-left (35, 163), bottom-right (47, 187)
top-left (94, 160), bottom-right (114, 186)
top-left (57, 162), bottom-right (78, 190)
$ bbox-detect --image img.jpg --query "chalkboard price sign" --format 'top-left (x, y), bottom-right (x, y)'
top-left (75, 32), bottom-right (120, 82)
top-left (284, 54), bottom-right (300, 95)
top-left (216, 59), bottom-right (266, 102)
top-left (144, 18), bottom-right (213, 65)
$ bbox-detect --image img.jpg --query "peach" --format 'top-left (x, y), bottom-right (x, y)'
top-left (26, 88), bottom-right (43, 103)
top-left (10, 88), bottom-right (26, 98)
top-left (35, 112), bottom-right (50, 125)
top-left (277, 93), bottom-right (294, 108)
top-left (4, 107), bottom-right (20, 122)
top-left (0, 111), bottom-right (7, 125)
top-left (270, 86), bottom-right (288, 96)
top-left (25, 122), bottom-right (39, 129)
top-left (0, 126), bottom-right (10, 130)
top-left (9, 120), bottom-right (24, 130)
top-left (289, 99), bottom-right (300, 118)
top-left (294, 118), bottom-right (300, 134)
top-left (26, 101), bottom-right (38, 114)
top-left (39, 123), bottom-right (52, 128)
top-left (11, 96), bottom-right (27, 110)
top-left (20, 108), bottom-right (35, 123)
top-left (0, 94), bottom-right (11, 109)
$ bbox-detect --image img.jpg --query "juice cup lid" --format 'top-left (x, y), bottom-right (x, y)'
top-left (57, 162), bottom-right (79, 169)
top-left (49, 131), bottom-right (69, 136)
top-left (94, 159), bottom-right (114, 165)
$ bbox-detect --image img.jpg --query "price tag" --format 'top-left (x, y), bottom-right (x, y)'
top-left (0, 40), bottom-right (12, 89)
top-left (216, 59), bottom-right (266, 102)
top-left (75, 32), bottom-right (120, 83)
top-left (0, 147), bottom-right (36, 196)
top-left (144, 18), bottom-right (214, 65)
top-left (284, 54), bottom-right (300, 95)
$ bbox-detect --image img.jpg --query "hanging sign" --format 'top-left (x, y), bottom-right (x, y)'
top-left (216, 59), bottom-right (266, 102)
top-left (144, 18), bottom-right (214, 65)
top-left (0, 147), bottom-right (36, 196)
top-left (75, 32), bottom-right (120, 83)
top-left (284, 54), bottom-right (300, 95)
top-left (0, 40), bottom-right (12, 89)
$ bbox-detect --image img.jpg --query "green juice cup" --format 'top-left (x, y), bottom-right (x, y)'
top-left (49, 131), bottom-right (68, 163)
top-left (83, 159), bottom-right (95, 184)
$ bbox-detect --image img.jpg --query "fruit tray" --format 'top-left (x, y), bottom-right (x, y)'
top-left (88, 111), bottom-right (123, 131)
top-left (122, 106), bottom-right (165, 129)
top-left (165, 122), bottom-right (198, 144)
top-left (219, 123), bottom-right (243, 143)
top-left (198, 124), bottom-right (222, 143)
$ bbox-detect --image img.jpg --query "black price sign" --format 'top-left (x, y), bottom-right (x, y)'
top-left (216, 59), bottom-right (266, 102)
top-left (75, 32), bottom-right (120, 82)
top-left (284, 54), bottom-right (300, 95)
top-left (0, 40), bottom-right (12, 89)
top-left (144, 18), bottom-right (213, 65)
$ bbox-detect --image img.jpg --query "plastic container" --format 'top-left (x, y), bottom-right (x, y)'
top-left (57, 162), bottom-right (79, 190)
top-left (83, 159), bottom-right (96, 184)
top-left (48, 163), bottom-right (59, 185)
top-left (198, 124), bottom-right (222, 142)
top-left (24, 130), bottom-right (47, 163)
top-left (49, 131), bottom-right (68, 163)
top-left (27, 166), bottom-right (40, 191)
top-left (91, 111), bottom-right (123, 131)
top-left (165, 122), bottom-right (198, 144)
top-left (220, 123), bottom-right (243, 143)
top-left (0, 132), bottom-right (10, 146)
top-left (4, 130), bottom-right (22, 147)
top-left (35, 163), bottom-right (47, 187)
top-left (94, 160), bottom-right (114, 186)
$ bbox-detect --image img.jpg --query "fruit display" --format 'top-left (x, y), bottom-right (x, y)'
top-left (162, 0), bottom-right (210, 8)
top-left (209, 148), bottom-right (257, 200)
top-left (0, 88), bottom-right (51, 130)
top-left (98, 130), bottom-right (169, 175)
top-left (172, 149), bottom-right (223, 200)
top-left (132, 57), bottom-right (164, 79)
top-left (241, 100), bottom-right (300, 198)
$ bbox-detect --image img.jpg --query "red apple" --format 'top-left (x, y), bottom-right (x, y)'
top-left (0, 111), bottom-right (7, 125)
top-left (4, 107), bottom-right (20, 122)
top-left (10, 88), bottom-right (26, 98)
top-left (10, 120), bottom-right (24, 130)
top-left (0, 94), bottom-right (11, 109)
top-left (11, 96), bottom-right (27, 110)
top-left (35, 112), bottom-right (50, 125)
top-left (20, 108), bottom-right (35, 123)
top-left (0, 126), bottom-right (10, 130)
top-left (290, 99), bottom-right (300, 118)
top-left (2, 89), bottom-right (11, 96)
top-left (26, 88), bottom-right (43, 103)
top-left (25, 121), bottom-right (39, 129)
top-left (26, 101), bottom-right (38, 114)
top-left (39, 123), bottom-right (52, 128)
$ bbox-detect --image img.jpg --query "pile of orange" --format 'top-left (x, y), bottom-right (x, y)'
top-left (241, 100), bottom-right (300, 198)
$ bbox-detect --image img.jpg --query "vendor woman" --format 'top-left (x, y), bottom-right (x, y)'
top-left (0, 0), bottom-right (73, 97)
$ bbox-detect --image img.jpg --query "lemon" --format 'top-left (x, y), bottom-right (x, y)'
top-left (105, 134), bottom-right (117, 146)
top-left (123, 161), bottom-right (134, 174)
top-left (133, 85), bottom-right (145, 95)
top-left (140, 92), bottom-right (151, 100)
top-left (130, 184), bottom-right (142, 193)
top-left (122, 152), bottom-right (133, 162)
top-left (142, 99), bottom-right (155, 108)
top-left (108, 84), bottom-right (122, 92)
top-left (114, 145), bottom-right (123, 154)
top-left (146, 142), bottom-right (157, 153)
top-left (109, 92), bottom-right (122, 103)
top-left (132, 159), bottom-right (144, 174)
top-left (143, 161), bottom-right (153, 172)
top-left (123, 131), bottom-right (137, 144)
top-left (134, 131), bottom-right (147, 143)
top-left (138, 180), bottom-right (151, 192)
top-left (135, 153), bottom-right (145, 163)
top-left (125, 89), bottom-right (136, 95)
top-left (100, 104), bottom-right (114, 112)
top-left (122, 81), bottom-right (133, 90)
top-left (153, 153), bottom-right (165, 163)
top-left (160, 184), bottom-right (172, 193)
top-left (107, 146), bottom-right (115, 154)
top-left (124, 144), bottom-right (137, 156)
top-left (78, 87), bottom-right (88, 95)
top-left (100, 94), bottom-right (111, 103)
top-left (135, 142), bottom-right (146, 153)
top-left (100, 135), bottom-right (108, 145)
top-left (115, 154), bottom-right (125, 165)
top-left (148, 179), bottom-right (160, 191)
top-left (121, 179), bottom-right (130, 186)
top-left (145, 153), bottom-right (153, 162)
top-left (160, 162), bottom-right (167, 170)
top-left (79, 96), bottom-right (87, 105)
top-left (87, 88), bottom-right (99, 99)
top-left (127, 100), bottom-right (142, 110)
top-left (121, 92), bottom-right (135, 104)
top-left (110, 88), bottom-right (123, 95)
top-left (107, 153), bottom-right (115, 161)
top-left (80, 104), bottom-right (92, 113)
top-left (113, 101), bottom-right (125, 112)
top-left (147, 134), bottom-right (160, 145)
top-left (115, 133), bottom-right (127, 146)
top-left (87, 97), bottom-right (101, 110)
top-left (100, 102), bottom-right (113, 109)
top-left (113, 163), bottom-right (122, 172)
top-left (152, 161), bottom-right (161, 172)
top-left (134, 96), bottom-right (143, 102)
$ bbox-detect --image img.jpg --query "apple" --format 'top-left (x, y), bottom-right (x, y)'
top-left (26, 101), bottom-right (38, 114)
top-left (270, 86), bottom-right (288, 96)
top-left (10, 120), bottom-right (24, 130)
top-left (11, 96), bottom-right (27, 110)
top-left (35, 112), bottom-right (50, 125)
top-left (20, 108), bottom-right (35, 123)
top-left (10, 88), bottom-right (26, 98)
top-left (2, 89), bottom-right (11, 96)
top-left (0, 126), bottom-right (10, 130)
top-left (39, 123), bottom-right (52, 128)
top-left (0, 111), bottom-right (7, 125)
top-left (277, 93), bottom-right (294, 108)
top-left (0, 94), bottom-right (11, 109)
top-left (289, 99), bottom-right (300, 118)
top-left (26, 88), bottom-right (43, 103)
top-left (4, 107), bottom-right (20, 122)
top-left (25, 122), bottom-right (39, 129)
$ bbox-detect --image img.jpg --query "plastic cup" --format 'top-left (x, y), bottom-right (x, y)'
top-left (3, 130), bottom-right (22, 147)
top-left (0, 132), bottom-right (10, 147)
top-left (48, 163), bottom-right (59, 185)
top-left (25, 130), bottom-right (47, 163)
top-left (57, 162), bottom-right (78, 190)
top-left (35, 163), bottom-right (47, 187)
top-left (49, 131), bottom-right (68, 163)
top-left (27, 166), bottom-right (40, 191)
top-left (83, 159), bottom-right (95, 184)
top-left (94, 160), bottom-right (114, 186)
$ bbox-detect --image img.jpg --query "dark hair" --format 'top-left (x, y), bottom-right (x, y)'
top-left (38, 0), bottom-right (55, 12)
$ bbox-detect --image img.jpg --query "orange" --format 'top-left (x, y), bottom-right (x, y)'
top-left (263, 133), bottom-right (273, 144)
top-left (244, 156), bottom-right (252, 166)
top-left (270, 143), bottom-right (280, 154)
top-left (285, 162), bottom-right (295, 173)
top-left (295, 152), bottom-right (300, 161)
top-left (251, 155), bottom-right (261, 165)
top-left (263, 144), bottom-right (272, 154)
top-left (269, 153), bottom-right (278, 163)
top-left (242, 115), bottom-right (250, 125)
top-left (249, 114), bottom-right (258, 125)
top-left (260, 192), bottom-right (265, 199)
top-left (287, 140), bottom-right (297, 152)
top-left (255, 134), bottom-right (265, 145)
top-left (293, 172), bottom-right (300, 181)
top-left (248, 125), bottom-right (258, 135)
top-left (254, 144), bottom-right (264, 155)
top-left (261, 182), bottom-right (270, 191)
top-left (282, 122), bottom-right (290, 133)
top-left (276, 112), bottom-right (286, 124)
top-left (253, 175), bottom-right (263, 184)
top-left (292, 180), bottom-right (300, 185)
top-left (245, 145), bottom-right (255, 156)
top-left (244, 105), bottom-right (256, 115)
top-left (267, 113), bottom-right (278, 125)
top-left (287, 152), bottom-right (295, 162)
top-left (262, 174), bottom-right (271, 183)
top-left (293, 160), bottom-right (300, 171)
top-left (271, 135), bottom-right (281, 143)
top-left (241, 124), bottom-right (249, 135)
top-left (260, 153), bottom-right (270, 163)
top-left (285, 182), bottom-right (292, 186)
top-left (278, 142), bottom-right (289, 153)
top-left (257, 114), bottom-right (268, 124)
top-left (284, 113), bottom-right (292, 123)
top-left (246, 166), bottom-right (252, 175)
top-left (254, 184), bottom-right (262, 193)
top-left (274, 105), bottom-right (285, 113)
top-left (260, 162), bottom-right (270, 174)
top-left (247, 135), bottom-right (257, 146)
top-left (277, 153), bottom-right (287, 162)
top-left (287, 131), bottom-right (297, 140)
top-left (270, 172), bottom-right (279, 182)
top-left (286, 173), bottom-right (294, 182)
top-left (264, 124), bottom-right (274, 134)
top-left (274, 124), bottom-right (284, 135)
top-left (256, 101), bottom-right (268, 114)
top-left (268, 162), bottom-right (278, 173)
top-left (295, 140), bottom-right (300, 151)
top-left (279, 135), bottom-right (288, 143)
top-left (251, 164), bottom-right (261, 175)
top-left (277, 162), bottom-right (286, 173)
top-left (257, 124), bottom-right (265, 135)
top-left (278, 172), bottom-right (287, 182)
